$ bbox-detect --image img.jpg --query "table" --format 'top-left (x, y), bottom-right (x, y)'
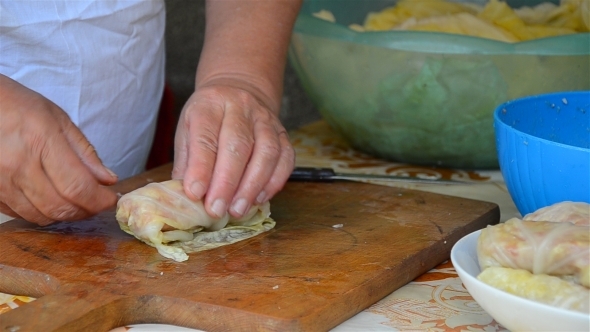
top-left (0, 120), bottom-right (518, 331)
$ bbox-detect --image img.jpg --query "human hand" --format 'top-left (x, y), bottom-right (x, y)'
top-left (172, 0), bottom-right (301, 219)
top-left (0, 75), bottom-right (118, 225)
top-left (172, 83), bottom-right (295, 219)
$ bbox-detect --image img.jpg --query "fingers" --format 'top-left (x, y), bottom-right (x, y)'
top-left (41, 133), bottom-right (118, 216)
top-left (203, 101), bottom-right (255, 218)
top-left (254, 130), bottom-right (295, 203)
top-left (225, 120), bottom-right (291, 218)
top-left (1, 191), bottom-right (52, 226)
top-left (212, 119), bottom-right (294, 219)
top-left (0, 202), bottom-right (19, 219)
top-left (15, 156), bottom-right (93, 223)
top-left (179, 96), bottom-right (224, 202)
top-left (176, 87), bottom-right (295, 219)
top-left (0, 132), bottom-right (117, 225)
top-left (59, 118), bottom-right (118, 185)
top-left (0, 176), bottom-right (57, 226)
top-left (171, 112), bottom-right (189, 180)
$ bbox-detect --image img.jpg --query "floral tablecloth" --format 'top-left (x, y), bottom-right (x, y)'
top-left (0, 120), bottom-right (519, 331)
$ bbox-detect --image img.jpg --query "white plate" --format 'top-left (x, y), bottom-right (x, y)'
top-left (450, 230), bottom-right (590, 332)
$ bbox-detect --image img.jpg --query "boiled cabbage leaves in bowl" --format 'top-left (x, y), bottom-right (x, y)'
top-left (357, 0), bottom-right (589, 41)
top-left (289, 0), bottom-right (590, 169)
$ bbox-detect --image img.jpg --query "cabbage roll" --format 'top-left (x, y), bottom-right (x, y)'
top-left (478, 267), bottom-right (590, 314)
top-left (523, 201), bottom-right (590, 226)
top-left (116, 180), bottom-right (275, 262)
top-left (477, 218), bottom-right (589, 287)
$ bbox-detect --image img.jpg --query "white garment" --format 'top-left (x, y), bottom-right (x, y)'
top-left (0, 0), bottom-right (166, 179)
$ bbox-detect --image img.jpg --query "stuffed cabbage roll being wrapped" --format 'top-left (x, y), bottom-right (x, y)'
top-left (477, 218), bottom-right (590, 287)
top-left (116, 180), bottom-right (275, 262)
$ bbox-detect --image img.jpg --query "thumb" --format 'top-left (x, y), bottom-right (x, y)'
top-left (61, 121), bottom-right (118, 185)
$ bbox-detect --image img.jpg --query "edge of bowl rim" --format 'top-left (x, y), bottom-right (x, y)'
top-left (293, 12), bottom-right (590, 56)
top-left (450, 229), bottom-right (590, 321)
top-left (493, 90), bottom-right (590, 153)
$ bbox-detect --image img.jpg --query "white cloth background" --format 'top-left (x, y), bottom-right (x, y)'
top-left (0, 0), bottom-right (166, 179)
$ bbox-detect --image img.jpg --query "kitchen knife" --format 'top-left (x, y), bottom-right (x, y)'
top-left (289, 167), bottom-right (470, 185)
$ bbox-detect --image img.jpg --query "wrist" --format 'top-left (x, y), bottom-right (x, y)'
top-left (196, 74), bottom-right (282, 114)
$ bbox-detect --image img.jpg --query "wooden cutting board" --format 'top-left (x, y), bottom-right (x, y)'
top-left (0, 164), bottom-right (499, 332)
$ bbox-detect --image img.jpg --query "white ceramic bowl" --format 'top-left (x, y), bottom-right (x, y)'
top-left (451, 230), bottom-right (590, 332)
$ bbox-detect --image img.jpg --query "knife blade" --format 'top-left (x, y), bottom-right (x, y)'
top-left (289, 167), bottom-right (469, 185)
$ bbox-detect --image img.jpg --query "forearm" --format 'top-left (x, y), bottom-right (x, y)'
top-left (197, 0), bottom-right (303, 114)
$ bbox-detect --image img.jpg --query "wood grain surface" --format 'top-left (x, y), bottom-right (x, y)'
top-left (0, 164), bottom-right (499, 332)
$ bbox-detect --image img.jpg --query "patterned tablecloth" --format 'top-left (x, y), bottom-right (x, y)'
top-left (0, 120), bottom-right (519, 331)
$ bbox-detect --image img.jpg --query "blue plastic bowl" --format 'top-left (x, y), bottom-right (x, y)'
top-left (494, 91), bottom-right (590, 217)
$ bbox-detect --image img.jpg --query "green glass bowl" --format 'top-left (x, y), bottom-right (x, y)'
top-left (289, 0), bottom-right (590, 169)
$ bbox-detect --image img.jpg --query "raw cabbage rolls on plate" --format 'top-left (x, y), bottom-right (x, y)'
top-left (523, 201), bottom-right (590, 226)
top-left (477, 218), bottom-right (589, 287)
top-left (477, 266), bottom-right (590, 314)
top-left (116, 180), bottom-right (275, 262)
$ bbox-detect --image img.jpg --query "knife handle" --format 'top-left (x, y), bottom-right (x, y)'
top-left (289, 167), bottom-right (336, 182)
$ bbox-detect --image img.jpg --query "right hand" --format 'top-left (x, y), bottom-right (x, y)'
top-left (0, 75), bottom-right (118, 225)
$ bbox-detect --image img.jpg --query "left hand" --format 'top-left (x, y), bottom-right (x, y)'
top-left (172, 83), bottom-right (295, 219)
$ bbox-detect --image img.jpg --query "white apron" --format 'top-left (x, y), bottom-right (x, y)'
top-left (0, 0), bottom-right (166, 179)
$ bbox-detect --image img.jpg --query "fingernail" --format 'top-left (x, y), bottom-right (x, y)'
top-left (256, 191), bottom-right (267, 204)
top-left (190, 181), bottom-right (206, 199)
top-left (211, 199), bottom-right (227, 218)
top-left (231, 198), bottom-right (249, 216)
top-left (105, 167), bottom-right (118, 179)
